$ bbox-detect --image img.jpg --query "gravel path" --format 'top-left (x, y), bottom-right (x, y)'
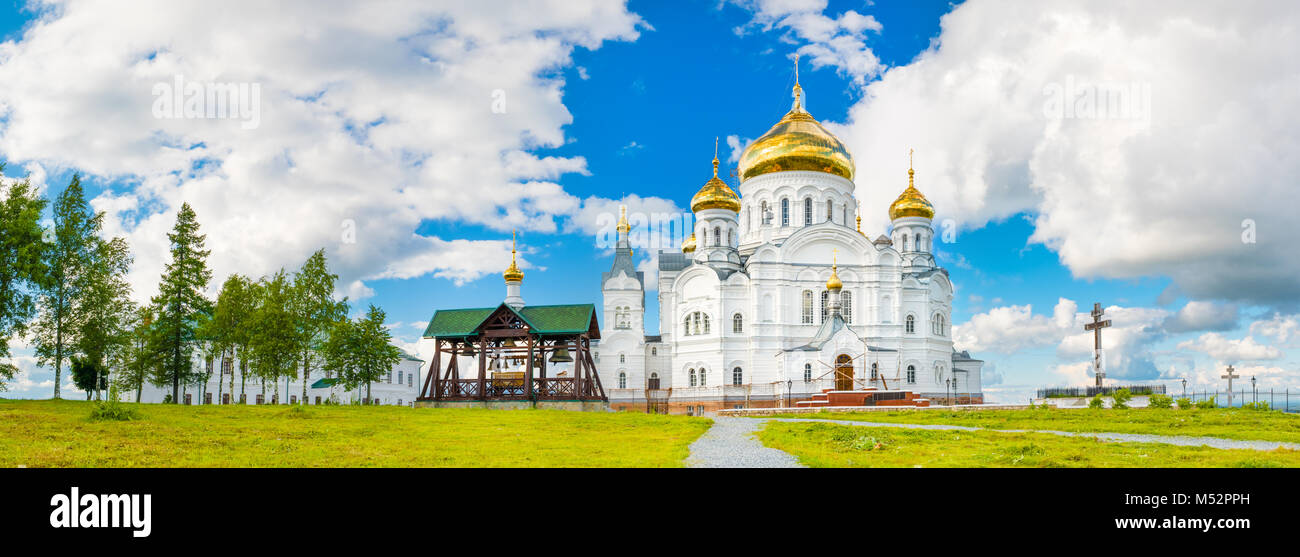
top-left (687, 417), bottom-right (804, 468)
top-left (768, 417), bottom-right (1300, 452)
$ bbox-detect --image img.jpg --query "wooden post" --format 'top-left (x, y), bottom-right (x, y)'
top-left (526, 334), bottom-right (535, 400)
top-left (478, 337), bottom-right (487, 400)
top-left (422, 338), bottom-right (441, 399)
top-left (572, 339), bottom-right (583, 399)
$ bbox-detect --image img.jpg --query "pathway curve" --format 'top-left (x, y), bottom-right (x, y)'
top-left (687, 417), bottom-right (804, 468)
top-left (767, 417), bottom-right (1300, 452)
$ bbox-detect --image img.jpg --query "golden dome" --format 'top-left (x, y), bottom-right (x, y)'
top-left (737, 82), bottom-right (854, 182)
top-left (681, 232), bottom-right (696, 253)
top-left (888, 166), bottom-right (935, 221)
top-left (617, 205), bottom-right (630, 235)
top-left (826, 252), bottom-right (842, 291)
top-left (691, 153), bottom-right (742, 213)
top-left (503, 231), bottom-right (524, 283)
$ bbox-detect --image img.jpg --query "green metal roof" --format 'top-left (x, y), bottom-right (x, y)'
top-left (422, 303), bottom-right (597, 339)
top-left (310, 378), bottom-right (339, 389)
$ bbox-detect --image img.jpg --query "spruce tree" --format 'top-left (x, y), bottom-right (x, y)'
top-left (150, 203), bottom-right (212, 403)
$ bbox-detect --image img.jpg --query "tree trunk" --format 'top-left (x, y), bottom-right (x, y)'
top-left (217, 350), bottom-right (225, 404)
top-left (302, 354), bottom-right (309, 404)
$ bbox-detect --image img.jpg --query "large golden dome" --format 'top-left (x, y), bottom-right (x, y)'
top-left (888, 167), bottom-right (935, 220)
top-left (690, 155), bottom-right (742, 212)
top-left (737, 83), bottom-right (855, 182)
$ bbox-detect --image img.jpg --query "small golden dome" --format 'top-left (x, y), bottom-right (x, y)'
top-left (681, 232), bottom-right (697, 253)
top-left (889, 166), bottom-right (934, 221)
top-left (826, 248), bottom-right (842, 291)
top-left (737, 80), bottom-right (854, 182)
top-left (503, 231), bottom-right (524, 283)
top-left (617, 205), bottom-right (630, 235)
top-left (691, 153), bottom-right (742, 213)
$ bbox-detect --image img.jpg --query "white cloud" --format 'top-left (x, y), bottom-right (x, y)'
top-left (1176, 333), bottom-right (1282, 362)
top-left (730, 0), bottom-right (884, 85)
top-left (1162, 301), bottom-right (1240, 333)
top-left (760, 0), bottom-right (1300, 307)
top-left (1250, 314), bottom-right (1299, 345)
top-left (953, 297), bottom-right (1078, 354)
top-left (0, 0), bottom-right (646, 301)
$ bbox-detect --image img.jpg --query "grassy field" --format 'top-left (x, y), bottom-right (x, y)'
top-left (764, 407), bottom-right (1300, 443)
top-left (759, 421), bottom-right (1300, 468)
top-left (0, 399), bottom-right (712, 468)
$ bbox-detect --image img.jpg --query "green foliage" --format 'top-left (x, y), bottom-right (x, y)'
top-left (1148, 394), bottom-right (1174, 409)
top-left (1195, 398), bottom-right (1217, 409)
top-left (150, 203), bottom-right (212, 402)
top-left (33, 174), bottom-right (102, 398)
top-left (290, 249), bottom-right (347, 401)
top-left (76, 236), bottom-right (135, 400)
top-left (1175, 397), bottom-right (1192, 409)
top-left (247, 270), bottom-right (301, 395)
top-left (1111, 388), bottom-right (1133, 409)
top-left (1242, 401), bottom-right (1271, 411)
top-left (323, 304), bottom-right (402, 399)
top-left (1088, 394), bottom-right (1105, 409)
top-left (208, 274), bottom-right (255, 400)
top-left (87, 384), bottom-right (140, 421)
top-left (0, 167), bottom-right (49, 391)
top-left (70, 356), bottom-right (108, 399)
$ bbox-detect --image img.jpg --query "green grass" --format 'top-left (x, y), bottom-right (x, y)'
top-left (0, 399), bottom-right (712, 468)
top-left (762, 407), bottom-right (1300, 443)
top-left (759, 422), bottom-right (1300, 468)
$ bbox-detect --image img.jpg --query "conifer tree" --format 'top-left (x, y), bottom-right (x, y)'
top-left (150, 203), bottom-right (212, 403)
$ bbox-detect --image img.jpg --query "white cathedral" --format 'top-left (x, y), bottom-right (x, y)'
top-left (594, 75), bottom-right (983, 414)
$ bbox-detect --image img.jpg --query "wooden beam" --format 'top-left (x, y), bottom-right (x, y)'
top-left (478, 337), bottom-right (487, 401)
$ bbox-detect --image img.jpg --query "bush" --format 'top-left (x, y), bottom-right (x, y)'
top-left (1243, 401), bottom-right (1271, 411)
top-left (1148, 394), bottom-right (1174, 409)
top-left (1195, 398), bottom-right (1217, 409)
top-left (1088, 394), bottom-right (1105, 409)
top-left (1111, 388), bottom-right (1133, 410)
top-left (1175, 397), bottom-right (1192, 410)
top-left (88, 385), bottom-right (140, 422)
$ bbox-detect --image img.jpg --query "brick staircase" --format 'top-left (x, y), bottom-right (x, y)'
top-left (796, 388), bottom-right (931, 408)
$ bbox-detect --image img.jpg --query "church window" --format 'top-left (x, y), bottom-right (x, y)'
top-left (651, 347), bottom-right (657, 356)
top-left (906, 314), bottom-right (915, 334)
top-left (648, 373), bottom-right (660, 390)
top-left (781, 198), bottom-right (789, 226)
top-left (902, 234), bottom-right (910, 251)
top-left (733, 313), bottom-right (743, 333)
top-left (761, 201), bottom-right (771, 225)
top-left (713, 226), bottom-right (721, 247)
top-left (732, 367), bottom-right (743, 386)
top-left (689, 369), bottom-right (696, 387)
top-left (843, 206), bottom-right (849, 227)
top-left (907, 365), bottom-right (916, 384)
top-left (801, 291), bottom-right (814, 324)
top-left (702, 314), bottom-right (710, 334)
top-left (826, 199), bottom-right (833, 222)
top-left (803, 198), bottom-right (813, 226)
top-left (684, 316), bottom-right (691, 336)
top-left (693, 313), bottom-right (701, 335)
top-left (803, 363), bottom-right (812, 382)
top-left (699, 369), bottom-right (707, 384)
top-left (842, 292), bottom-right (853, 324)
top-left (821, 290), bottom-right (829, 322)
top-left (618, 372), bottom-right (626, 389)
top-left (871, 363), bottom-right (878, 380)
top-left (932, 313), bottom-right (946, 336)
top-left (619, 353), bottom-right (625, 364)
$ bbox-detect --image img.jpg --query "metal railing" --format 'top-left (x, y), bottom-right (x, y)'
top-left (1036, 385), bottom-right (1166, 399)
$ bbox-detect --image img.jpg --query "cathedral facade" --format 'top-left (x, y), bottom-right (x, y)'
top-left (596, 77), bottom-right (983, 414)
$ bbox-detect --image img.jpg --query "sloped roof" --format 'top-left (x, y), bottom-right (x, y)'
top-left (310, 378), bottom-right (339, 389)
top-left (422, 303), bottom-right (598, 339)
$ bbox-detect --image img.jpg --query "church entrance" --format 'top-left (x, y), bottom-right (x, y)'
top-left (834, 354), bottom-right (854, 391)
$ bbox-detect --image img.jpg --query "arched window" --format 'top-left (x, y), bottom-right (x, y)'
top-left (618, 372), bottom-right (627, 389)
top-left (801, 290), bottom-right (814, 324)
top-left (803, 363), bottom-right (812, 382)
top-left (689, 368), bottom-right (697, 387)
top-left (905, 314), bottom-right (915, 334)
top-left (761, 201), bottom-right (770, 224)
top-left (842, 292), bottom-right (853, 324)
top-left (781, 198), bottom-right (789, 226)
top-left (702, 314), bottom-right (711, 334)
top-left (693, 313), bottom-right (701, 335)
top-left (648, 372), bottom-right (660, 390)
top-left (906, 365), bottom-right (916, 384)
top-left (843, 206), bottom-right (849, 227)
top-left (733, 313), bottom-right (743, 333)
top-left (871, 362), bottom-right (879, 380)
top-left (698, 368), bottom-right (707, 384)
top-left (826, 199), bottom-right (833, 222)
top-left (728, 228), bottom-right (734, 246)
top-left (713, 226), bottom-right (721, 247)
top-left (903, 234), bottom-right (910, 251)
top-left (619, 353), bottom-right (625, 364)
top-left (803, 198), bottom-right (812, 226)
top-left (933, 313), bottom-right (946, 336)
top-left (732, 367), bottom-right (743, 386)
top-left (821, 290), bottom-right (830, 322)
top-left (683, 315), bottom-right (691, 336)
top-left (651, 347), bottom-right (657, 356)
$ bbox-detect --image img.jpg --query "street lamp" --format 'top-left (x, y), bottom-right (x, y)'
top-left (787, 379), bottom-right (792, 408)
top-left (1181, 378), bottom-right (1187, 398)
top-left (1252, 376), bottom-right (1257, 403)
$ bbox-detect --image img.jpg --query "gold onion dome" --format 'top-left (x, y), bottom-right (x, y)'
top-left (888, 164), bottom-right (935, 221)
top-left (737, 68), bottom-right (855, 182)
top-left (681, 232), bottom-right (697, 253)
top-left (503, 231), bottom-right (524, 283)
top-left (826, 252), bottom-right (843, 291)
top-left (617, 205), bottom-right (630, 235)
top-left (690, 150), bottom-right (742, 213)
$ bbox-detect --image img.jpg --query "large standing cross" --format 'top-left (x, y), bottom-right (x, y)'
top-left (1222, 365), bottom-right (1240, 408)
top-left (1083, 303), bottom-right (1112, 387)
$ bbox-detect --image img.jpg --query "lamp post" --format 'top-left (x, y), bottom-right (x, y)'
top-left (787, 379), bottom-right (792, 409)
top-left (1252, 376), bottom-right (1257, 404)
top-left (1181, 378), bottom-right (1187, 398)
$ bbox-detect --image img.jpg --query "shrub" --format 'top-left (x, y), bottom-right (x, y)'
top-left (1243, 401), bottom-right (1271, 411)
top-left (1175, 397), bottom-right (1192, 410)
top-left (1148, 394), bottom-right (1174, 409)
top-left (1088, 394), bottom-right (1105, 409)
top-left (88, 384), bottom-right (140, 422)
top-left (1195, 398), bottom-right (1217, 409)
top-left (1111, 388), bottom-right (1133, 410)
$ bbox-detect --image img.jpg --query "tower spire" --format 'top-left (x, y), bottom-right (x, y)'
top-left (792, 54), bottom-right (804, 112)
top-left (712, 136), bottom-right (720, 178)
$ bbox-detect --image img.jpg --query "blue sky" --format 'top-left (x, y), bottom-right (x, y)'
top-left (1, 0), bottom-right (1297, 403)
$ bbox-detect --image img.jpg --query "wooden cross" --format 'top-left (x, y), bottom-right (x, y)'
top-left (1222, 365), bottom-right (1239, 407)
top-left (1083, 303), bottom-right (1111, 387)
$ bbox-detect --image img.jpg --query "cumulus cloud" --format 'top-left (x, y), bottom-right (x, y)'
top-left (0, 0), bottom-right (646, 301)
top-left (953, 297), bottom-right (1078, 354)
top-left (1249, 314), bottom-right (1299, 345)
top-left (1162, 301), bottom-right (1240, 333)
top-left (763, 0), bottom-right (1300, 308)
top-left (729, 0), bottom-right (884, 85)
top-left (1176, 333), bottom-right (1283, 363)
